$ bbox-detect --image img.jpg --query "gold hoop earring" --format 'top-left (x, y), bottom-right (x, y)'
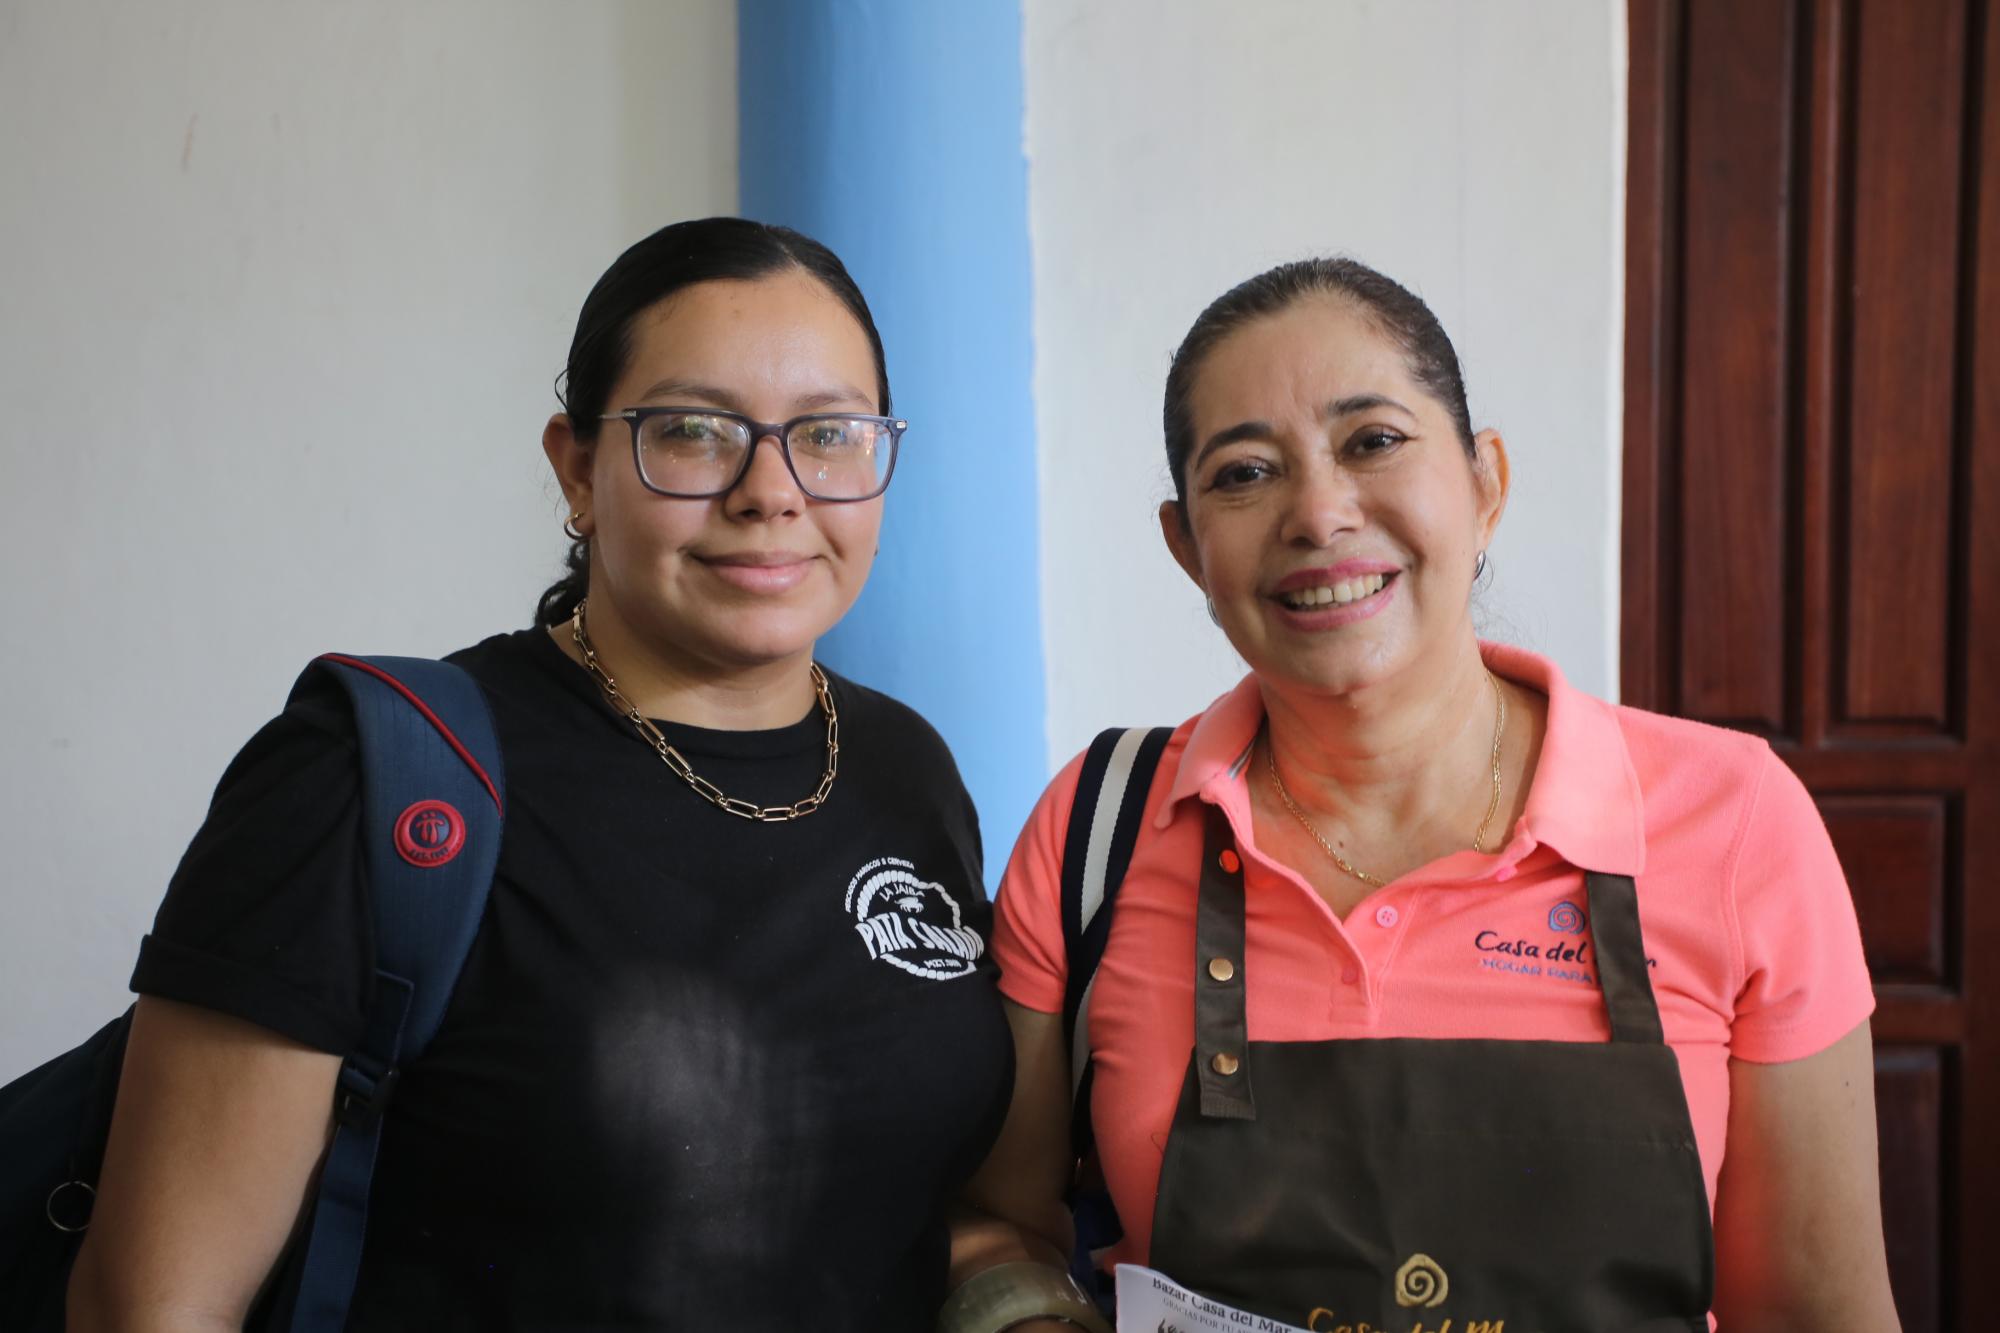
top-left (563, 511), bottom-right (588, 542)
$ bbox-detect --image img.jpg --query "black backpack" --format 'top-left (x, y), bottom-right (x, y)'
top-left (0, 655), bottom-right (505, 1332)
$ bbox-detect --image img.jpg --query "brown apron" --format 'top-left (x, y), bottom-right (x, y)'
top-left (1146, 806), bottom-right (1714, 1332)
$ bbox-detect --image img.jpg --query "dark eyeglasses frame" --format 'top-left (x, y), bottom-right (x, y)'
top-left (598, 406), bottom-right (907, 502)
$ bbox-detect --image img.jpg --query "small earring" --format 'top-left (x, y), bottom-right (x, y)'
top-left (564, 511), bottom-right (588, 542)
top-left (1206, 596), bottom-right (1222, 626)
top-left (1474, 550), bottom-right (1488, 580)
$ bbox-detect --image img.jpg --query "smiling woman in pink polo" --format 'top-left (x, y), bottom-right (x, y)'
top-left (942, 258), bottom-right (1899, 1333)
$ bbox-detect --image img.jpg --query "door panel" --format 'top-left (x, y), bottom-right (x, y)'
top-left (1840, 0), bottom-right (1967, 730)
top-left (1675, 0), bottom-right (1796, 732)
top-left (1874, 1046), bottom-right (1946, 1333)
top-left (1822, 795), bottom-right (1951, 986)
top-left (1625, 2), bottom-right (1996, 1328)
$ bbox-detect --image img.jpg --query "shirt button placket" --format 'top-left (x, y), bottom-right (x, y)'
top-left (1337, 900), bottom-right (1401, 1013)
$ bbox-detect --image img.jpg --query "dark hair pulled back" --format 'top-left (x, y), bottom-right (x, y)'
top-left (534, 216), bottom-right (891, 626)
top-left (1162, 256), bottom-right (1475, 510)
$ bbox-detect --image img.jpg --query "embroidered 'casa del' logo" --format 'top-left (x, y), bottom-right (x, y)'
top-left (844, 856), bottom-right (984, 980)
top-left (1471, 896), bottom-right (1655, 986)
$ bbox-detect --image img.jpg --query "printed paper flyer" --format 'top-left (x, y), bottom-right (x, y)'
top-left (1114, 1265), bottom-right (1312, 1333)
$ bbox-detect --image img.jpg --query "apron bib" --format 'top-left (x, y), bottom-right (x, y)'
top-left (1146, 806), bottom-right (1714, 1333)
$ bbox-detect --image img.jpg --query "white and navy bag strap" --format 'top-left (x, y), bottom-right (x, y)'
top-left (1059, 725), bottom-right (1172, 1288)
top-left (281, 655), bottom-right (505, 1333)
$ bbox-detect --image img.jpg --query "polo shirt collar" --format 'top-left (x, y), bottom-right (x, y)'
top-left (1153, 642), bottom-right (1647, 878)
top-left (1482, 641), bottom-right (1647, 876)
top-left (1156, 674), bottom-right (1265, 825)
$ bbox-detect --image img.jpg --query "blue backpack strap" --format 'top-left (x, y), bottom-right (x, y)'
top-left (1058, 725), bottom-right (1172, 1294)
top-left (285, 655), bottom-right (504, 1333)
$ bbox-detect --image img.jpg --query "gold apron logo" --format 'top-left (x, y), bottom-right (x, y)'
top-left (1394, 1254), bottom-right (1449, 1309)
top-left (1305, 1254), bottom-right (1521, 1332)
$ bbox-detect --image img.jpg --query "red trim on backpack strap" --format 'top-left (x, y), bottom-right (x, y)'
top-left (317, 654), bottom-right (504, 815)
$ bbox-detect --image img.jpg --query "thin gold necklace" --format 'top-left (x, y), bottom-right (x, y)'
top-left (569, 599), bottom-right (839, 821)
top-left (1266, 671), bottom-right (1507, 888)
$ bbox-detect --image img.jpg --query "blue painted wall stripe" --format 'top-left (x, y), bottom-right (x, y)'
top-left (739, 0), bottom-right (1045, 888)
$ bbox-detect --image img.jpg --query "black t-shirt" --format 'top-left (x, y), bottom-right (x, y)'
top-left (131, 627), bottom-right (1014, 1331)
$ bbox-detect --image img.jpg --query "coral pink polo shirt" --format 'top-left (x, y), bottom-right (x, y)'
top-left (992, 642), bottom-right (1875, 1270)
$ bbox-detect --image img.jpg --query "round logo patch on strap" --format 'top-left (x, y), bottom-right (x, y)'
top-left (394, 799), bottom-right (466, 868)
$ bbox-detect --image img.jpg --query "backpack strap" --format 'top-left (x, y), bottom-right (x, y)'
top-left (1059, 725), bottom-right (1172, 1286)
top-left (285, 655), bottom-right (505, 1333)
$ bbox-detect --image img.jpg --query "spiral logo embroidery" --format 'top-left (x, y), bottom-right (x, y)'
top-left (1393, 1253), bottom-right (1449, 1309)
top-left (1547, 900), bottom-right (1587, 934)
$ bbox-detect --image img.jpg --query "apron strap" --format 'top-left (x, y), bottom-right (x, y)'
top-left (1585, 872), bottom-right (1665, 1044)
top-left (1192, 804), bottom-right (1257, 1120)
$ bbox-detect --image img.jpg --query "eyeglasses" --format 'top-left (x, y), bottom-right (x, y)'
top-left (598, 407), bottom-right (906, 502)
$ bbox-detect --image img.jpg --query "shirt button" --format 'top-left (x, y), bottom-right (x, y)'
top-left (1207, 956), bottom-right (1237, 983)
top-left (1374, 904), bottom-right (1400, 929)
top-left (1341, 965), bottom-right (1360, 985)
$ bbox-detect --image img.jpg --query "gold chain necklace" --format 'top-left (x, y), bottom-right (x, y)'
top-left (569, 599), bottom-right (839, 822)
top-left (1266, 672), bottom-right (1507, 888)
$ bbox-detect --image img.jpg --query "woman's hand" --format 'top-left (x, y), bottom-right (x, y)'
top-left (66, 997), bottom-right (339, 1333)
top-left (945, 1001), bottom-right (1092, 1329)
top-left (1710, 1019), bottom-right (1902, 1331)
top-left (950, 1001), bottom-right (1079, 1277)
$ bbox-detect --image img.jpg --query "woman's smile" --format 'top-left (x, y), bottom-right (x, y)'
top-left (694, 548), bottom-right (819, 595)
top-left (1270, 562), bottom-right (1401, 628)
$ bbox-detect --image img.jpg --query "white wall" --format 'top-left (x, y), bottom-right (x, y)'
top-left (0, 0), bottom-right (1627, 1072)
top-left (0, 0), bottom-right (736, 1072)
top-left (1026, 0), bottom-right (1627, 766)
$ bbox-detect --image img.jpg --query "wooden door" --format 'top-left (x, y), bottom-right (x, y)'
top-left (1624, 1), bottom-right (1997, 1328)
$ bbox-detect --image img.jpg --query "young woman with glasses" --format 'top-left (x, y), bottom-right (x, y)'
top-left (66, 218), bottom-right (1014, 1330)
